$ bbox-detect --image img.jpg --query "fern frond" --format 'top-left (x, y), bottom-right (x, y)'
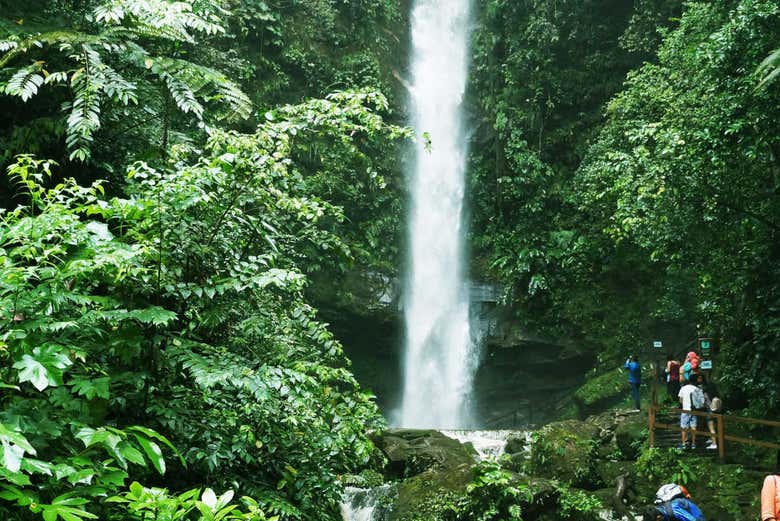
top-left (93, 2), bottom-right (126, 25)
top-left (65, 46), bottom-right (104, 161)
top-left (97, 62), bottom-right (138, 105)
top-left (94, 0), bottom-right (225, 43)
top-left (128, 20), bottom-right (195, 43)
top-left (0, 31), bottom-right (103, 68)
top-left (155, 58), bottom-right (252, 121)
top-left (0, 39), bottom-right (19, 52)
top-left (756, 48), bottom-right (780, 89)
top-left (44, 70), bottom-right (70, 85)
top-left (158, 69), bottom-right (204, 118)
top-left (179, 12), bottom-right (224, 37)
top-left (213, 81), bottom-right (253, 121)
top-left (4, 65), bottom-right (44, 102)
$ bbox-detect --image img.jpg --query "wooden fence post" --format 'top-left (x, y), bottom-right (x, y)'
top-left (717, 414), bottom-right (725, 461)
top-left (649, 404), bottom-right (656, 448)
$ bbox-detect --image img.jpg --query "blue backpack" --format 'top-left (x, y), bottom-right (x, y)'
top-left (657, 498), bottom-right (706, 521)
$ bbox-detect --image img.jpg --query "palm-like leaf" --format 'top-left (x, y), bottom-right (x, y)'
top-left (4, 65), bottom-right (44, 101)
top-left (0, 0), bottom-right (250, 161)
top-left (756, 47), bottom-right (780, 89)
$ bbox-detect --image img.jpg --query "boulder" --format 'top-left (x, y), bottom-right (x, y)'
top-left (502, 451), bottom-right (528, 473)
top-left (505, 433), bottom-right (528, 454)
top-left (372, 429), bottom-right (478, 479)
top-left (614, 415), bottom-right (647, 460)
top-left (527, 419), bottom-right (600, 488)
top-left (593, 460), bottom-right (634, 490)
top-left (573, 367), bottom-right (627, 417)
top-left (390, 464), bottom-right (474, 520)
top-left (391, 473), bottom-right (560, 521)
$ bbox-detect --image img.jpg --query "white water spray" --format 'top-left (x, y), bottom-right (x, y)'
top-left (400, 0), bottom-right (476, 429)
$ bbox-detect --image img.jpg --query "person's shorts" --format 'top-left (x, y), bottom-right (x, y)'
top-left (680, 413), bottom-right (697, 429)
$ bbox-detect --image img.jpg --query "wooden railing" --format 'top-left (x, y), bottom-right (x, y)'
top-left (648, 390), bottom-right (780, 460)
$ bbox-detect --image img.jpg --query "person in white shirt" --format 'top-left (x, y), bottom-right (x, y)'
top-left (678, 380), bottom-right (700, 449)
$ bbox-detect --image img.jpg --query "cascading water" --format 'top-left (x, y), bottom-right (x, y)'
top-left (340, 485), bottom-right (396, 521)
top-left (399, 0), bottom-right (476, 429)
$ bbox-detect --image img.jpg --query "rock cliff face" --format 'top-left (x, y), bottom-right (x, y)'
top-left (318, 278), bottom-right (594, 428)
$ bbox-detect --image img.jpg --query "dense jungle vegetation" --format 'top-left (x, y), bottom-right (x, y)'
top-left (0, 0), bottom-right (778, 520)
top-left (468, 0), bottom-right (780, 417)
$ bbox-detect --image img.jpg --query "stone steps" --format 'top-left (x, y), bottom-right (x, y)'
top-left (653, 413), bottom-right (719, 455)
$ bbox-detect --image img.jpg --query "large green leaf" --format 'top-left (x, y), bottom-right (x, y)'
top-left (13, 355), bottom-right (52, 392)
top-left (0, 425), bottom-right (36, 473)
top-left (12, 345), bottom-right (72, 391)
top-left (133, 435), bottom-right (165, 475)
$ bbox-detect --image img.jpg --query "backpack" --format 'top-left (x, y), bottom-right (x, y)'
top-left (682, 362), bottom-right (693, 381)
top-left (658, 498), bottom-right (706, 521)
top-left (691, 387), bottom-right (706, 410)
top-left (655, 484), bottom-right (690, 504)
top-left (709, 397), bottom-right (722, 412)
top-left (669, 361), bottom-right (680, 382)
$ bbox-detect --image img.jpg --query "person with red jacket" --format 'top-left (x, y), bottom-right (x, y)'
top-left (666, 355), bottom-right (681, 401)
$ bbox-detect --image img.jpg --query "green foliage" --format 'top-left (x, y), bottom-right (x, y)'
top-left (467, 0), bottom-right (683, 349)
top-left (526, 421), bottom-right (599, 487)
top-left (229, 0), bottom-right (403, 105)
top-left (435, 460), bottom-right (602, 521)
top-left (445, 459), bottom-right (532, 520)
top-left (553, 482), bottom-right (603, 521)
top-left (340, 469), bottom-right (385, 489)
top-left (0, 156), bottom-right (193, 520)
top-left (469, 0), bottom-right (780, 419)
top-left (636, 447), bottom-right (701, 486)
top-left (573, 367), bottom-right (625, 407)
top-left (0, 89), bottom-right (408, 520)
top-left (108, 482), bottom-right (276, 521)
top-left (0, 0), bottom-right (250, 162)
top-left (575, 0), bottom-right (780, 414)
top-left (756, 46), bottom-right (780, 88)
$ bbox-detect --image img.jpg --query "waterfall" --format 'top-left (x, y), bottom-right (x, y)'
top-left (340, 485), bottom-right (395, 521)
top-left (400, 0), bottom-right (476, 429)
top-left (441, 430), bottom-right (524, 459)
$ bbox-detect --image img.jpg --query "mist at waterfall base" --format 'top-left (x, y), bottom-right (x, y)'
top-left (397, 0), bottom-right (478, 430)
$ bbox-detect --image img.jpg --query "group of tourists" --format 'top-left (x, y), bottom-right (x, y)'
top-left (642, 450), bottom-right (780, 520)
top-left (668, 352), bottom-right (723, 450)
top-left (624, 350), bottom-right (723, 449)
top-left (626, 346), bottom-right (780, 521)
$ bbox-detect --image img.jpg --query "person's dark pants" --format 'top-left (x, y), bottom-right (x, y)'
top-left (667, 380), bottom-right (680, 402)
top-left (630, 382), bottom-right (641, 410)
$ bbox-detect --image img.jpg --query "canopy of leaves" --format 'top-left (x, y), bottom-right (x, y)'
top-left (0, 0), bottom-right (251, 163)
top-left (469, 0), bottom-right (780, 415)
top-left (0, 89), bottom-right (410, 520)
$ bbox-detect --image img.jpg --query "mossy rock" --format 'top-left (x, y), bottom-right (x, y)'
top-left (573, 367), bottom-right (626, 416)
top-left (594, 460), bottom-right (634, 489)
top-left (516, 478), bottom-right (559, 519)
top-left (372, 429), bottom-right (478, 479)
top-left (527, 420), bottom-right (600, 488)
top-left (389, 464), bottom-right (474, 520)
top-left (614, 415), bottom-right (647, 459)
top-left (502, 451), bottom-right (529, 473)
top-left (590, 487), bottom-right (631, 519)
top-left (340, 468), bottom-right (385, 488)
top-left (505, 434), bottom-right (528, 454)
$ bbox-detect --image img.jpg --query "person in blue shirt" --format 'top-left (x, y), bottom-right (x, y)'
top-left (643, 498), bottom-right (707, 520)
top-left (625, 355), bottom-right (642, 411)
